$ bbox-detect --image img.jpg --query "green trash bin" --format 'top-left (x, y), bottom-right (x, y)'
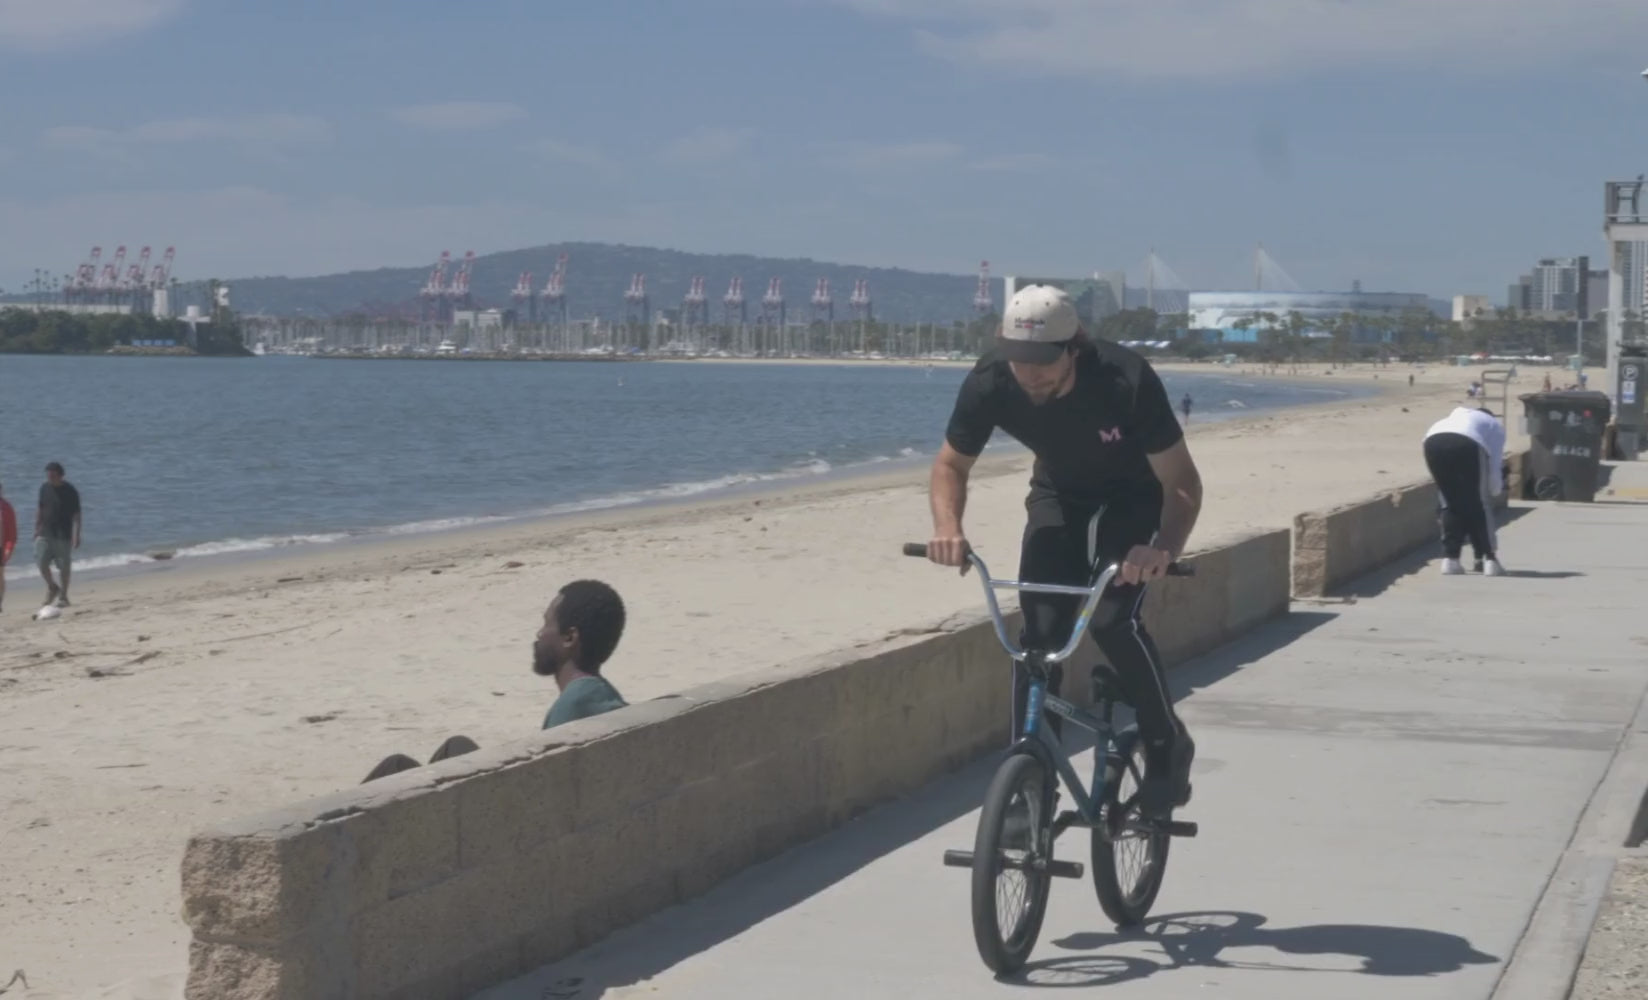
top-left (1519, 391), bottom-right (1611, 502)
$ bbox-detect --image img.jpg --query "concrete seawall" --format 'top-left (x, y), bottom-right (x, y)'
top-left (1291, 480), bottom-right (1440, 597)
top-left (180, 529), bottom-right (1291, 1000)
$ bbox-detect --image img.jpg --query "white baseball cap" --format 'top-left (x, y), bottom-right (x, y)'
top-left (1000, 284), bottom-right (1080, 364)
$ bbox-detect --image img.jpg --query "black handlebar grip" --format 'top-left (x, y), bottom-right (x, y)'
top-left (902, 543), bottom-right (929, 558)
top-left (1166, 562), bottom-right (1195, 577)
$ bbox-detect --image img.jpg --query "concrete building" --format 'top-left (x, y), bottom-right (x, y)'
top-left (1507, 257), bottom-right (1608, 316)
top-left (1187, 289), bottom-right (1433, 343)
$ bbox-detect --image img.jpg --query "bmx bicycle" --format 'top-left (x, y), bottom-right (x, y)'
top-left (902, 540), bottom-right (1200, 975)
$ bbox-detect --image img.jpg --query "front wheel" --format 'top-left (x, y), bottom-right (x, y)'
top-left (1091, 728), bottom-right (1171, 927)
top-left (970, 752), bottom-right (1053, 974)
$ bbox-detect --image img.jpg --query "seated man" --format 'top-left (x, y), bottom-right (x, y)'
top-left (536, 579), bottom-right (628, 729)
top-left (362, 580), bottom-right (629, 783)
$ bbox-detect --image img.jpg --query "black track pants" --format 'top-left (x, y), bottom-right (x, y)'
top-left (1011, 496), bottom-right (1186, 769)
top-left (1423, 432), bottom-right (1497, 561)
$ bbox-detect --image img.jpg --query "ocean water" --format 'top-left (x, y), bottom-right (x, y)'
top-left (0, 354), bottom-right (1371, 581)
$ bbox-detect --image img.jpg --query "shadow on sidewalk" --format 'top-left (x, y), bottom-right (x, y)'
top-left (1170, 610), bottom-right (1338, 698)
top-left (481, 622), bottom-right (1354, 999)
top-left (1010, 909), bottom-right (1500, 988)
top-left (1333, 505), bottom-right (1541, 600)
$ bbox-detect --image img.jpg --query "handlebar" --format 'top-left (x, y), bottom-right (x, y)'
top-left (901, 541), bottom-right (1193, 664)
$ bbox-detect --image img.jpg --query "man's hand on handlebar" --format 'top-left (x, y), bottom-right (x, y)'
top-left (1120, 543), bottom-right (1174, 585)
top-left (927, 534), bottom-right (971, 574)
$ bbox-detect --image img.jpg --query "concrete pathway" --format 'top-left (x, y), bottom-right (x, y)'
top-left (476, 494), bottom-right (1648, 1000)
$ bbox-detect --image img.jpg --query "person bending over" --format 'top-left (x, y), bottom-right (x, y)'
top-left (1423, 405), bottom-right (1506, 576)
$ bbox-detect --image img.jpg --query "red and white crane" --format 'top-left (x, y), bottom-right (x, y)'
top-left (420, 251), bottom-right (451, 321)
top-left (682, 275), bottom-right (709, 329)
top-left (96, 246), bottom-right (127, 302)
top-left (512, 270), bottom-right (535, 323)
top-left (849, 278), bottom-right (872, 322)
top-left (449, 251), bottom-right (476, 311)
top-left (810, 277), bottom-right (833, 324)
top-left (623, 273), bottom-right (650, 332)
top-left (973, 260), bottom-right (993, 315)
top-left (760, 277), bottom-right (785, 326)
top-left (541, 253), bottom-right (569, 328)
top-left (69, 246), bottom-right (101, 303)
top-left (119, 246), bottom-right (152, 301)
top-left (722, 276), bottom-right (745, 325)
top-left (149, 247), bottom-right (175, 289)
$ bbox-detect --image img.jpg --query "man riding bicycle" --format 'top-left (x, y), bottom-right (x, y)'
top-left (925, 283), bottom-right (1204, 817)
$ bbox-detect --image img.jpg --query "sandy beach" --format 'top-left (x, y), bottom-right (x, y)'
top-left (0, 360), bottom-right (1531, 998)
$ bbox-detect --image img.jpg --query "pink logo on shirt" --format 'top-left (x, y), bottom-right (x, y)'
top-left (1098, 427), bottom-right (1123, 443)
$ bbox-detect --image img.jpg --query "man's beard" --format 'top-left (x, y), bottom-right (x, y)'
top-left (532, 643), bottom-right (560, 676)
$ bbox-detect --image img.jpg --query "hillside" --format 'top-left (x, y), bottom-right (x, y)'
top-left (224, 242), bottom-right (1000, 324)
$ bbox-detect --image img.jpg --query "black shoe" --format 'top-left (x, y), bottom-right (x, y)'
top-left (1137, 733), bottom-right (1195, 818)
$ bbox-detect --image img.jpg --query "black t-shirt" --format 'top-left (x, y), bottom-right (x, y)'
top-left (944, 339), bottom-right (1183, 509)
top-left (38, 481), bottom-right (81, 539)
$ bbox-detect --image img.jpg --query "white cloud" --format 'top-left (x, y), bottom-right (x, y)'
top-left (661, 127), bottom-right (753, 165)
top-left (42, 114), bottom-right (331, 158)
top-left (390, 101), bottom-right (528, 131)
top-left (0, 0), bottom-right (182, 50)
top-left (837, 0), bottom-right (1648, 79)
top-left (527, 138), bottom-right (609, 170)
top-left (822, 139), bottom-right (962, 171)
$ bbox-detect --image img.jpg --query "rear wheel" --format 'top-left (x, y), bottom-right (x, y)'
top-left (1091, 729), bottom-right (1171, 927)
top-left (970, 752), bottom-right (1054, 974)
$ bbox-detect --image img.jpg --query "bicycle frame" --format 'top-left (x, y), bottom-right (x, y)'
top-left (907, 544), bottom-right (1159, 829)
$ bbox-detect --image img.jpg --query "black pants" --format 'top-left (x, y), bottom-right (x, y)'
top-left (1423, 432), bottom-right (1497, 561)
top-left (1012, 496), bottom-right (1186, 770)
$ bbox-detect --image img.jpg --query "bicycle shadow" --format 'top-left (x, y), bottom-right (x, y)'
top-left (1008, 910), bottom-right (1499, 988)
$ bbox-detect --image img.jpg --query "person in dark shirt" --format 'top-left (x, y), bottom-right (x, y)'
top-left (534, 579), bottom-right (628, 729)
top-left (34, 462), bottom-right (81, 608)
top-left (925, 284), bottom-right (1204, 816)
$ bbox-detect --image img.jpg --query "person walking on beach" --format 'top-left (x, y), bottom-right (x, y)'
top-left (0, 481), bottom-right (16, 614)
top-left (924, 283), bottom-right (1204, 817)
top-left (1423, 406), bottom-right (1506, 577)
top-left (1180, 392), bottom-right (1193, 424)
top-left (35, 462), bottom-right (81, 608)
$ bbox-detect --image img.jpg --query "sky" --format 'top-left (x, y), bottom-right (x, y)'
top-left (2, 0), bottom-right (1647, 300)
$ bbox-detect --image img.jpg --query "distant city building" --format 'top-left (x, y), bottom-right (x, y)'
top-left (1187, 290), bottom-right (1433, 343)
top-left (1507, 257), bottom-right (1608, 316)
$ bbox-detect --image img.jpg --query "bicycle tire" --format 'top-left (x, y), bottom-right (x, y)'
top-left (1091, 727), bottom-right (1170, 927)
top-left (970, 752), bottom-right (1053, 974)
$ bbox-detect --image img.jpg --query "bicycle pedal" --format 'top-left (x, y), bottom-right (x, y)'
top-left (1164, 819), bottom-right (1198, 838)
top-left (1041, 858), bottom-right (1085, 879)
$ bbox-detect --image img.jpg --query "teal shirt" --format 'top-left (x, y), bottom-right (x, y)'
top-left (543, 675), bottom-right (627, 729)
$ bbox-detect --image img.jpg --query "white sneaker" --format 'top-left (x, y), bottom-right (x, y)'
top-left (1440, 558), bottom-right (1465, 576)
top-left (1483, 559), bottom-right (1506, 577)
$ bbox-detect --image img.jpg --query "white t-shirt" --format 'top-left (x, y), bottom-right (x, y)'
top-left (1425, 406), bottom-right (1506, 493)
